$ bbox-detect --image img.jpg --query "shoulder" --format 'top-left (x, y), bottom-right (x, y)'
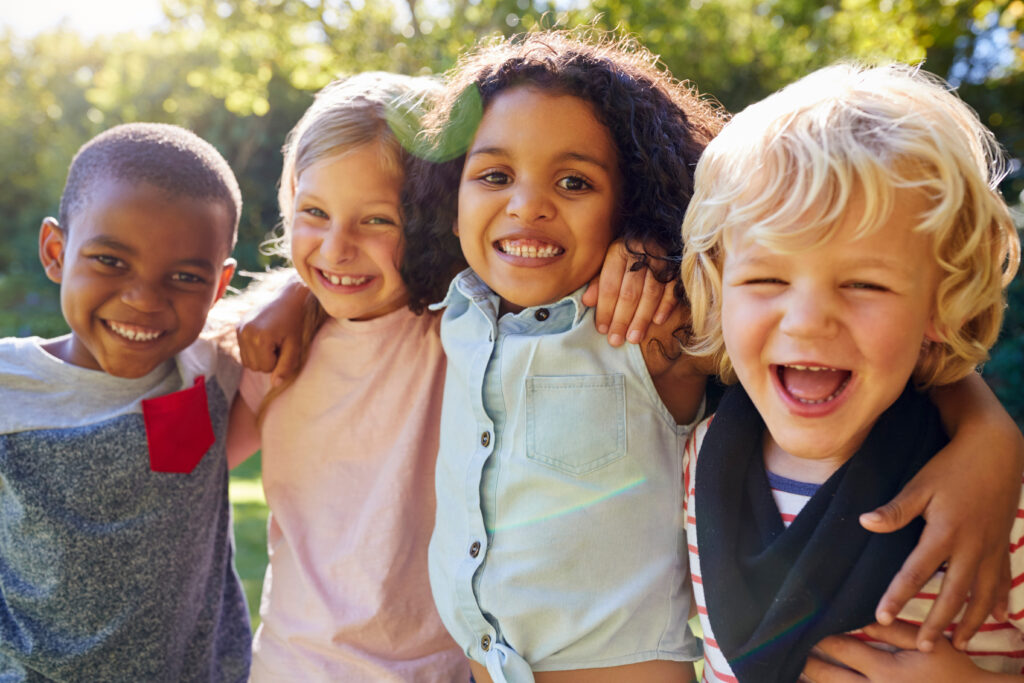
top-left (177, 337), bottom-right (241, 402)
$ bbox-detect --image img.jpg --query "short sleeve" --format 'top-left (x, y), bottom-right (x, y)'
top-left (239, 367), bottom-right (272, 414)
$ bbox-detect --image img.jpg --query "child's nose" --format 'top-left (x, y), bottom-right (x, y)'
top-left (506, 181), bottom-right (554, 223)
top-left (319, 222), bottom-right (359, 262)
top-left (121, 278), bottom-right (166, 313)
top-left (778, 288), bottom-right (838, 339)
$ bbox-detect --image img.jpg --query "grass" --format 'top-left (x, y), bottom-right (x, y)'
top-left (228, 453), bottom-right (268, 627)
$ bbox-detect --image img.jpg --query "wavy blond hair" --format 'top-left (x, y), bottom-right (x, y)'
top-left (681, 62), bottom-right (1020, 387)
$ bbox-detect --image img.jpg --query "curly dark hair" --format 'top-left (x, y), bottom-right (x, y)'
top-left (402, 28), bottom-right (726, 303)
top-left (60, 122), bottom-right (241, 250)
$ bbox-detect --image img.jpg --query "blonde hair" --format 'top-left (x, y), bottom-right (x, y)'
top-left (681, 62), bottom-right (1020, 387)
top-left (257, 72), bottom-right (439, 421)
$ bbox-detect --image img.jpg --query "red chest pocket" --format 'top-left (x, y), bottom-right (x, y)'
top-left (142, 376), bottom-right (216, 474)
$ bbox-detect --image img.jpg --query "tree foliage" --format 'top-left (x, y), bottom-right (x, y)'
top-left (1, 0), bottom-right (1022, 417)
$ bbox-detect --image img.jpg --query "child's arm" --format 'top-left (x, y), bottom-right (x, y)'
top-left (226, 395), bottom-right (261, 469)
top-left (581, 240), bottom-right (677, 347)
top-left (641, 307), bottom-right (709, 426)
top-left (236, 273), bottom-right (309, 380)
top-left (803, 621), bottom-right (1022, 682)
top-left (861, 373), bottom-right (1023, 651)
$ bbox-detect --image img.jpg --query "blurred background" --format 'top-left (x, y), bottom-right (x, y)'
top-left (3, 0), bottom-right (1023, 619)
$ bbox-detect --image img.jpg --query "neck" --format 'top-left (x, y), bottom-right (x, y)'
top-left (761, 431), bottom-right (856, 485)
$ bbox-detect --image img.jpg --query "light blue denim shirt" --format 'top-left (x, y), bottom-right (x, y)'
top-left (428, 270), bottom-right (702, 683)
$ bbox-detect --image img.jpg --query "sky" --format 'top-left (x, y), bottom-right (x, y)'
top-left (2, 0), bottom-right (167, 37)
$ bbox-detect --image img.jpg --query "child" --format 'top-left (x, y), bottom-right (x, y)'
top-left (410, 31), bottom-right (725, 683)
top-left (0, 123), bottom-right (250, 680)
top-left (680, 63), bottom-right (1022, 682)
top-left (413, 34), bottom-right (1023, 683)
top-left (230, 70), bottom-right (682, 681)
top-left (226, 72), bottom-right (471, 682)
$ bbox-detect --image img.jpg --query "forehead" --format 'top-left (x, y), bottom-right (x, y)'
top-left (71, 178), bottom-right (234, 260)
top-left (296, 145), bottom-right (403, 195)
top-left (472, 86), bottom-right (618, 166)
top-left (726, 187), bottom-right (933, 257)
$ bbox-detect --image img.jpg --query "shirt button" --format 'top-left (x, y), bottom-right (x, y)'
top-left (534, 308), bottom-right (550, 321)
top-left (481, 634), bottom-right (491, 651)
top-left (469, 541), bottom-right (481, 557)
top-left (481, 431), bottom-right (491, 447)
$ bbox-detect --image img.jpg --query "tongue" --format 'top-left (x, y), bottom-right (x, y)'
top-left (781, 366), bottom-right (849, 402)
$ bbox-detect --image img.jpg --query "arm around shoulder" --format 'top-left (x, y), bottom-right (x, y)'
top-left (641, 307), bottom-right (710, 426)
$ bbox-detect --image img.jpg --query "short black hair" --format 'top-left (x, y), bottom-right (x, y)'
top-left (59, 122), bottom-right (241, 249)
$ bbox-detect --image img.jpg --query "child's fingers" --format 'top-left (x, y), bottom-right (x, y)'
top-left (801, 656), bottom-right (866, 683)
top-left (271, 336), bottom-right (303, 385)
top-left (581, 276), bottom-right (600, 309)
top-left (804, 637), bottom-right (873, 682)
top-left (909, 535), bottom-right (980, 651)
top-left (873, 526), bottom-right (951, 632)
top-left (236, 322), bottom-right (278, 373)
top-left (592, 245), bottom-right (629, 340)
top-left (948, 545), bottom-right (1005, 647)
top-left (624, 270), bottom-right (665, 344)
top-left (860, 620), bottom-right (924, 649)
top-left (653, 278), bottom-right (678, 325)
top-left (602, 261), bottom-right (646, 346)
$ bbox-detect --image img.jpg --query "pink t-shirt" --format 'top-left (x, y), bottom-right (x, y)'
top-left (240, 307), bottom-right (467, 682)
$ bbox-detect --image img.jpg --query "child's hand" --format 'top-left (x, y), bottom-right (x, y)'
top-left (236, 277), bottom-right (309, 384)
top-left (801, 621), bottom-right (1019, 682)
top-left (581, 240), bottom-right (677, 346)
top-left (858, 373), bottom-right (1023, 652)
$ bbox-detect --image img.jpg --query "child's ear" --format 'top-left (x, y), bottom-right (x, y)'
top-left (452, 221), bottom-right (459, 237)
top-left (214, 258), bottom-right (237, 302)
top-left (38, 217), bottom-right (66, 284)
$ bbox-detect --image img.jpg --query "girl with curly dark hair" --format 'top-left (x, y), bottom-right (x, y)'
top-left (419, 29), bottom-right (723, 683)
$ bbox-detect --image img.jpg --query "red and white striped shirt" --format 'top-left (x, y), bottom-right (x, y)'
top-left (684, 416), bottom-right (1024, 682)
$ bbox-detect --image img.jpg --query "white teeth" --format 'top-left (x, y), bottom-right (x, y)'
top-left (787, 364), bottom-right (830, 371)
top-left (322, 271), bottom-right (370, 286)
top-left (108, 321), bottom-right (161, 342)
top-left (499, 241), bottom-right (562, 258)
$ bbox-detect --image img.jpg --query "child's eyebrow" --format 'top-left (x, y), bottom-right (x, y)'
top-left (81, 236), bottom-right (217, 274)
top-left (466, 146), bottom-right (613, 171)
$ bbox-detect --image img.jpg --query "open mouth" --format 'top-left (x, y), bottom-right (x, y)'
top-left (775, 364), bottom-right (852, 405)
top-left (317, 269), bottom-right (372, 287)
top-left (105, 320), bottom-right (163, 343)
top-left (495, 238), bottom-right (564, 259)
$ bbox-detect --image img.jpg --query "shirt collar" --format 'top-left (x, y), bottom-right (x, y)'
top-left (432, 269), bottom-right (590, 330)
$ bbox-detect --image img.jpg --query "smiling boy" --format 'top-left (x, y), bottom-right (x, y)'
top-left (0, 123), bottom-right (250, 681)
top-left (680, 64), bottom-right (1021, 682)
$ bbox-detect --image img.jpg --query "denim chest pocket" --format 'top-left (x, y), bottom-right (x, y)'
top-left (525, 374), bottom-right (626, 476)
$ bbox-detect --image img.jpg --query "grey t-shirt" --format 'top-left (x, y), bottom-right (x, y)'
top-left (0, 336), bottom-right (250, 682)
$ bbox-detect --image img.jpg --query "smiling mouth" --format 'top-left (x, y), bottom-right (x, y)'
top-left (776, 364), bottom-right (852, 405)
top-left (105, 320), bottom-right (164, 342)
top-left (317, 269), bottom-right (372, 286)
top-left (496, 239), bottom-right (564, 258)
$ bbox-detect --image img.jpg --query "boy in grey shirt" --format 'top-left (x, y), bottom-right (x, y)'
top-left (0, 123), bottom-right (250, 681)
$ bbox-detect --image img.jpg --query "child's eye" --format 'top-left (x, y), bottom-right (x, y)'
top-left (304, 206), bottom-right (328, 219)
top-left (365, 216), bottom-right (398, 226)
top-left (745, 277), bottom-right (786, 286)
top-left (171, 272), bottom-right (207, 285)
top-left (557, 175), bottom-right (592, 192)
top-left (93, 254), bottom-right (126, 269)
top-left (845, 281), bottom-right (889, 292)
top-left (480, 170), bottom-right (511, 186)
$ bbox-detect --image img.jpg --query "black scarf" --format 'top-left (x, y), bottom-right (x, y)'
top-left (696, 384), bottom-right (948, 683)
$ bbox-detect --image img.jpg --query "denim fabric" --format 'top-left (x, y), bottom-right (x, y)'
top-left (428, 270), bottom-right (702, 683)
